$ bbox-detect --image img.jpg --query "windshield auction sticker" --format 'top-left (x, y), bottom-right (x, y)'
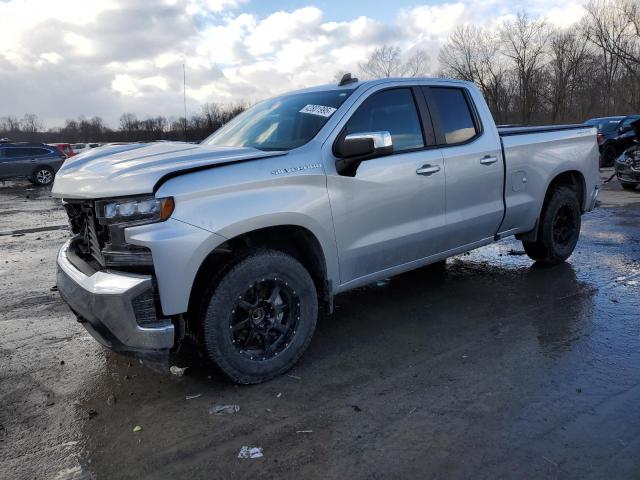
top-left (299, 104), bottom-right (337, 118)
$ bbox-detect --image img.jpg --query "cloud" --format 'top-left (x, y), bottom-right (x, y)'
top-left (0, 0), bottom-right (591, 127)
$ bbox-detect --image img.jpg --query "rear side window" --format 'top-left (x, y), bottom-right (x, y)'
top-left (6, 147), bottom-right (50, 157)
top-left (428, 87), bottom-right (478, 145)
top-left (600, 121), bottom-right (621, 133)
top-left (621, 116), bottom-right (640, 129)
top-left (6, 148), bottom-right (29, 157)
top-left (344, 88), bottom-right (424, 152)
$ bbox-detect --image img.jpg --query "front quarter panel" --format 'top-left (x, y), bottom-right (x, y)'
top-left (154, 143), bottom-right (339, 290)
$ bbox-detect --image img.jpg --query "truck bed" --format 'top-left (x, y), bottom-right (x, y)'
top-left (497, 124), bottom-right (599, 237)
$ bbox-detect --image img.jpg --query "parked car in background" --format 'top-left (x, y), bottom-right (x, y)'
top-left (0, 142), bottom-right (66, 185)
top-left (615, 118), bottom-right (640, 190)
top-left (72, 143), bottom-right (89, 154)
top-left (51, 143), bottom-right (76, 158)
top-left (584, 116), bottom-right (623, 166)
top-left (586, 115), bottom-right (640, 166)
top-left (72, 143), bottom-right (101, 154)
top-left (52, 76), bottom-right (599, 384)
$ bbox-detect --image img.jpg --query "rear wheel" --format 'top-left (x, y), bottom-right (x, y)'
top-left (201, 250), bottom-right (318, 384)
top-left (522, 186), bottom-right (581, 265)
top-left (32, 167), bottom-right (54, 186)
top-left (601, 144), bottom-right (617, 167)
top-left (621, 182), bottom-right (637, 191)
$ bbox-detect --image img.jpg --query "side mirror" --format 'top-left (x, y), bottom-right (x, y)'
top-left (335, 131), bottom-right (393, 176)
top-left (338, 131), bottom-right (393, 158)
top-left (619, 125), bottom-right (632, 134)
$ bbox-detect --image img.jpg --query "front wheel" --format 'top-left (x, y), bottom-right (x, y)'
top-left (523, 186), bottom-right (581, 265)
top-left (620, 182), bottom-right (637, 191)
top-left (201, 250), bottom-right (318, 384)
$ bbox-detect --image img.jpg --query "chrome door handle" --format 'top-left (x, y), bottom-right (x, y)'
top-left (416, 164), bottom-right (441, 176)
top-left (480, 155), bottom-right (498, 165)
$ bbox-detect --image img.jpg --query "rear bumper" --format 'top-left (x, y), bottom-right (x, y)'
top-left (56, 240), bottom-right (175, 354)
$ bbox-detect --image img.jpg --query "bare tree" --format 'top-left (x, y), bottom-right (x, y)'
top-left (401, 49), bottom-right (430, 77)
top-left (499, 12), bottom-right (549, 123)
top-left (584, 0), bottom-right (640, 109)
top-left (20, 114), bottom-right (44, 134)
top-left (545, 30), bottom-right (589, 122)
top-left (0, 116), bottom-right (21, 133)
top-left (439, 25), bottom-right (513, 122)
top-left (119, 113), bottom-right (139, 141)
top-left (359, 45), bottom-right (429, 79)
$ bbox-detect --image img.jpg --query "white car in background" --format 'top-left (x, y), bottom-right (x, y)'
top-left (71, 143), bottom-right (101, 154)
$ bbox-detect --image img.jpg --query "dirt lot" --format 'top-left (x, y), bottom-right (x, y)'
top-left (1, 173), bottom-right (639, 479)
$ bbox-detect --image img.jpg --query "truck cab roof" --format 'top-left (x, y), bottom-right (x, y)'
top-left (286, 76), bottom-right (475, 96)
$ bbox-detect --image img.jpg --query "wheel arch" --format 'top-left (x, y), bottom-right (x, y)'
top-left (187, 224), bottom-right (334, 332)
top-left (544, 170), bottom-right (586, 213)
top-left (517, 169), bottom-right (586, 242)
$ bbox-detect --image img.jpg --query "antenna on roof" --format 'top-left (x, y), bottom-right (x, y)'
top-left (338, 73), bottom-right (358, 86)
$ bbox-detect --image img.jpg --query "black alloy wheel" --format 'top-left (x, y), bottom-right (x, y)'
top-left (229, 277), bottom-right (300, 361)
top-left (522, 186), bottom-right (581, 265)
top-left (201, 250), bottom-right (318, 384)
top-left (551, 205), bottom-right (576, 248)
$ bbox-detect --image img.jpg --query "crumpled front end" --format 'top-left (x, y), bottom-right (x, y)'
top-left (615, 146), bottom-right (640, 185)
top-left (55, 195), bottom-right (227, 357)
top-left (57, 240), bottom-right (175, 354)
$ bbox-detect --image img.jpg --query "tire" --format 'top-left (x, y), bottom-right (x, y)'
top-left (601, 144), bottom-right (617, 167)
top-left (621, 182), bottom-right (637, 191)
top-left (522, 186), bottom-right (581, 265)
top-left (32, 166), bottom-right (55, 186)
top-left (201, 250), bottom-right (318, 384)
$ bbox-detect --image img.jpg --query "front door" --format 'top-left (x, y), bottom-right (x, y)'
top-left (326, 87), bottom-right (447, 286)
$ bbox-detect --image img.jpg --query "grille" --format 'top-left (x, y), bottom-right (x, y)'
top-left (64, 201), bottom-right (108, 267)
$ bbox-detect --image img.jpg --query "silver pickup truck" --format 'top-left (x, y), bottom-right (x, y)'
top-left (52, 76), bottom-right (599, 383)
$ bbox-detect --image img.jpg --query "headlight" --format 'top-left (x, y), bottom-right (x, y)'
top-left (617, 154), bottom-right (632, 165)
top-left (96, 196), bottom-right (174, 223)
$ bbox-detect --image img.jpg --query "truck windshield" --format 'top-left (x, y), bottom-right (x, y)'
top-left (202, 89), bottom-right (354, 151)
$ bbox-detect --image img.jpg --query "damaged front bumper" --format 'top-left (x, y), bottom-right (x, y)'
top-left (615, 165), bottom-right (640, 185)
top-left (615, 148), bottom-right (640, 185)
top-left (56, 240), bottom-right (175, 355)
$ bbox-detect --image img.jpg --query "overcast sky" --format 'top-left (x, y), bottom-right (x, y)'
top-left (0, 0), bottom-right (589, 128)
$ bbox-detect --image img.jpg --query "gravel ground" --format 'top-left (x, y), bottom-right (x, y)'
top-left (0, 172), bottom-right (639, 480)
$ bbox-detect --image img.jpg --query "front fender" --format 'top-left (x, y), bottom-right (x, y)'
top-left (156, 165), bottom-right (340, 293)
top-left (126, 219), bottom-right (227, 315)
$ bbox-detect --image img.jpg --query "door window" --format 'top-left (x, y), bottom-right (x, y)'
top-left (5, 147), bottom-right (50, 158)
top-left (620, 116), bottom-right (640, 131)
top-left (428, 87), bottom-right (479, 145)
top-left (344, 88), bottom-right (424, 152)
top-left (6, 148), bottom-right (30, 158)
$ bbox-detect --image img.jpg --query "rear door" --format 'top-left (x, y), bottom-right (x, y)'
top-left (0, 147), bottom-right (11, 178)
top-left (2, 147), bottom-right (33, 177)
top-left (423, 86), bottom-right (504, 248)
top-left (326, 86), bottom-right (447, 285)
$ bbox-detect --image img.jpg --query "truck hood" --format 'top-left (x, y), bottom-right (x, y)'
top-left (52, 142), bottom-right (287, 199)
